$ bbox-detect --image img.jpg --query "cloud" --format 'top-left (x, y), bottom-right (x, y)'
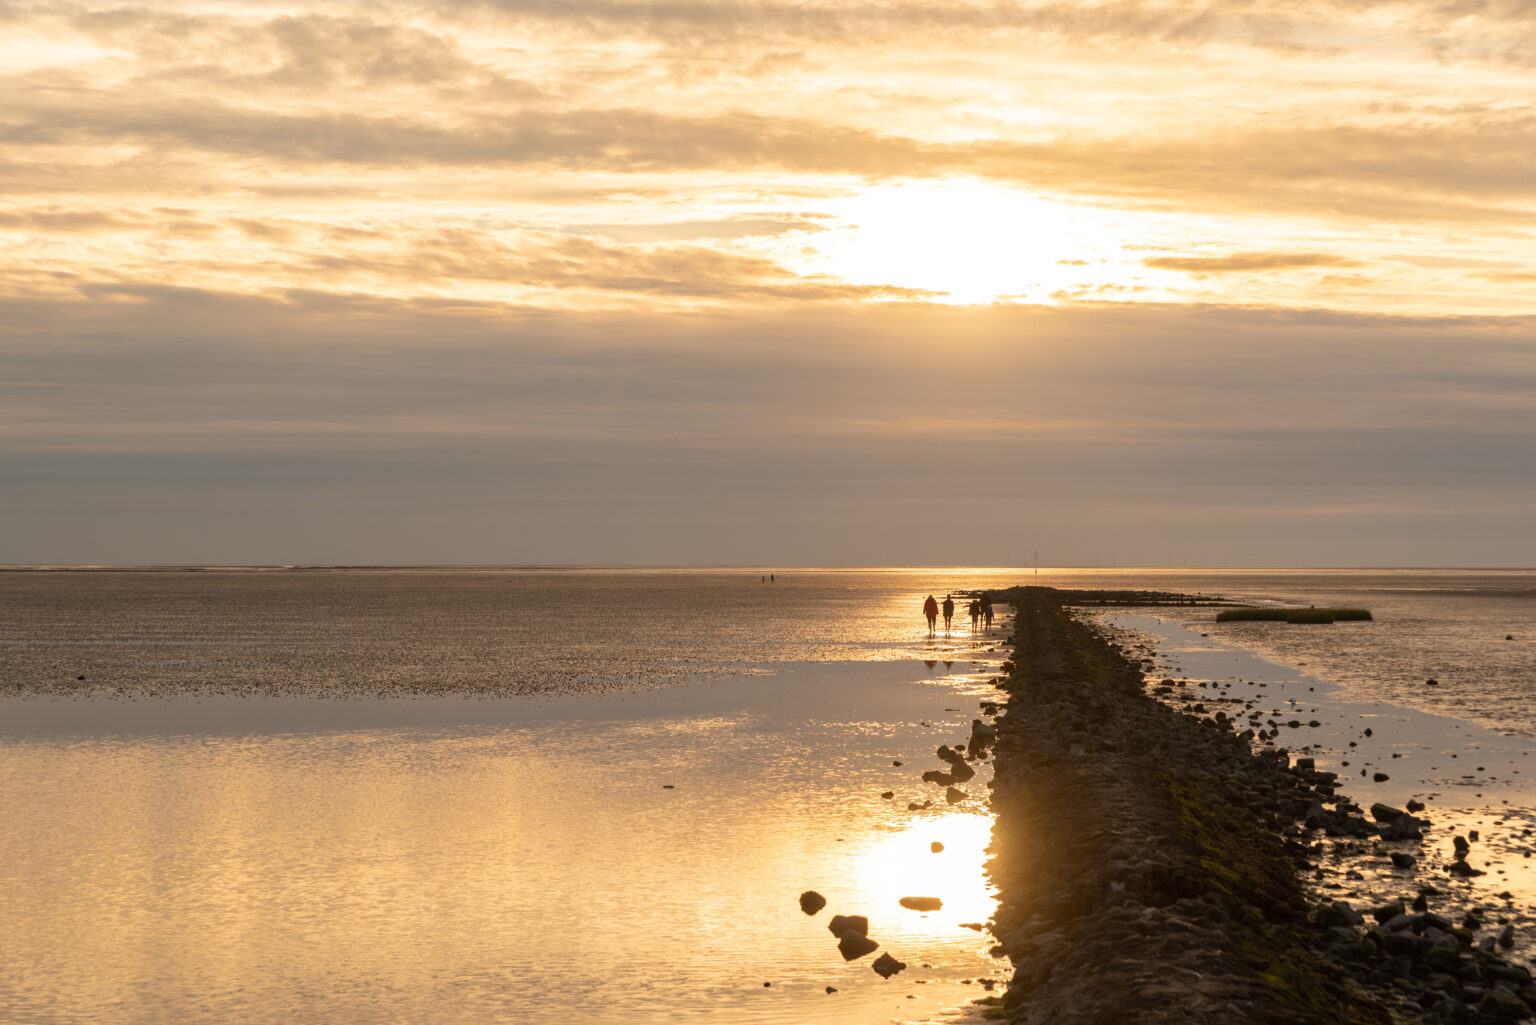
top-left (1144, 252), bottom-right (1365, 273)
top-left (4, 289), bottom-right (1535, 563)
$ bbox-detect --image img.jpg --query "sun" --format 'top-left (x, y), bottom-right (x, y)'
top-left (802, 179), bottom-right (1114, 304)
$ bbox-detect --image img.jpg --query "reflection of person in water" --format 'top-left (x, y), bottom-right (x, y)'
top-left (942, 595), bottom-right (955, 632)
top-left (923, 594), bottom-right (939, 634)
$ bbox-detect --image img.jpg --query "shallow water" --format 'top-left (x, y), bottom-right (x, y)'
top-left (0, 660), bottom-right (1010, 1025)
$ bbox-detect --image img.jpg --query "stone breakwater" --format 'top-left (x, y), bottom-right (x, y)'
top-left (985, 588), bottom-right (1393, 1024)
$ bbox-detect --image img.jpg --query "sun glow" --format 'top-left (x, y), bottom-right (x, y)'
top-left (852, 812), bottom-right (996, 925)
top-left (803, 180), bottom-right (1126, 304)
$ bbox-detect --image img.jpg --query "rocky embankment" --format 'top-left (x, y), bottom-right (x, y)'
top-left (986, 588), bottom-right (1393, 1024)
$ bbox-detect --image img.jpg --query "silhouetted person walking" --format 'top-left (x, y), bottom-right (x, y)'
top-left (981, 593), bottom-right (994, 630)
top-left (968, 599), bottom-right (980, 631)
top-left (923, 594), bottom-right (939, 634)
top-left (942, 595), bottom-right (955, 633)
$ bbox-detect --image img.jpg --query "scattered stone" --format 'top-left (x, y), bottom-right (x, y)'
top-left (872, 952), bottom-right (908, 978)
top-left (825, 986), bottom-right (837, 994)
top-left (837, 930), bottom-right (880, 961)
top-left (922, 770), bottom-right (956, 786)
top-left (959, 922), bottom-right (984, 931)
top-left (945, 787), bottom-right (967, 804)
top-left (881, 791), bottom-right (894, 799)
top-left (800, 891), bottom-right (827, 915)
top-left (1373, 772), bottom-right (1390, 782)
top-left (899, 896), bottom-right (943, 912)
top-left (827, 914), bottom-right (868, 938)
top-left (1390, 852), bottom-right (1417, 869)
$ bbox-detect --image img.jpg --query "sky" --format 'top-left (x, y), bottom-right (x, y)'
top-left (3, 0), bottom-right (1534, 566)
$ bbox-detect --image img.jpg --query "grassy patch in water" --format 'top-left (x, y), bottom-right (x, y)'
top-left (1216, 607), bottom-right (1372, 624)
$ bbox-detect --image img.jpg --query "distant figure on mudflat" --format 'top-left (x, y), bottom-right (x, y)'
top-left (923, 594), bottom-right (939, 634)
top-left (942, 595), bottom-right (955, 633)
top-left (968, 599), bottom-right (981, 631)
top-left (981, 593), bottom-right (994, 630)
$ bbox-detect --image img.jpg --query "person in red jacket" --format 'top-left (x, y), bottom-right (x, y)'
top-left (923, 594), bottom-right (939, 634)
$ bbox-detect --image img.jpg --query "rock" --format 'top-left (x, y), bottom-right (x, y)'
top-left (825, 986), bottom-right (837, 994)
top-left (800, 891), bottom-right (827, 915)
top-left (945, 787), bottom-right (967, 804)
top-left (1373, 901), bottom-right (1406, 924)
top-left (948, 760), bottom-right (977, 783)
top-left (1426, 678), bottom-right (1439, 686)
top-left (959, 922), bottom-right (984, 931)
top-left (872, 952), bottom-right (908, 978)
top-left (1296, 757), bottom-right (1315, 770)
top-left (1303, 801), bottom-right (1328, 831)
top-left (899, 896), bottom-right (943, 912)
top-left (1407, 799), bottom-right (1426, 812)
top-left (922, 770), bottom-right (956, 786)
top-left (1449, 859), bottom-right (1484, 878)
top-left (1500, 924), bottom-right (1516, 949)
top-left (1382, 815), bottom-right (1424, 841)
top-left (1373, 772), bottom-right (1390, 782)
top-left (892, 761), bottom-right (903, 766)
top-left (881, 791), bottom-right (894, 799)
top-left (1476, 987), bottom-right (1530, 1019)
top-left (931, 842), bottom-right (944, 853)
top-left (1316, 901), bottom-right (1366, 928)
top-left (837, 930), bottom-right (880, 961)
top-left (828, 914), bottom-right (869, 937)
top-left (1371, 802), bottom-right (1405, 822)
top-left (1390, 852), bottom-right (1417, 869)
